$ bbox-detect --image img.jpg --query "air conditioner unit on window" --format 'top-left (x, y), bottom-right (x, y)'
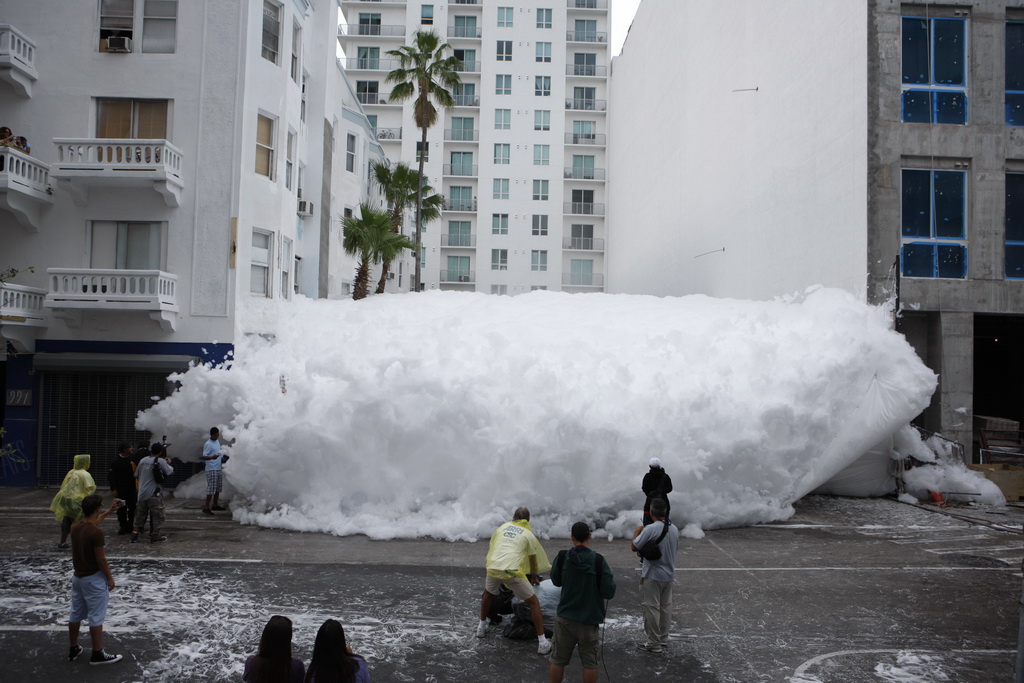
top-left (388, 272), bottom-right (395, 280)
top-left (106, 37), bottom-right (132, 53)
top-left (297, 200), bottom-right (314, 217)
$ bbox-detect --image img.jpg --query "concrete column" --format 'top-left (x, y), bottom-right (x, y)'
top-left (937, 311), bottom-right (974, 458)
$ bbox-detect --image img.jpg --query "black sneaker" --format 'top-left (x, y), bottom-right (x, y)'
top-left (68, 645), bottom-right (83, 661)
top-left (150, 535), bottom-right (167, 543)
top-left (130, 534), bottom-right (139, 543)
top-left (211, 505), bottom-right (227, 511)
top-left (89, 650), bottom-right (122, 666)
top-left (201, 508), bottom-right (214, 515)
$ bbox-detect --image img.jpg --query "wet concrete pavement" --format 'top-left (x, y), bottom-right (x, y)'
top-left (1, 488), bottom-right (1021, 682)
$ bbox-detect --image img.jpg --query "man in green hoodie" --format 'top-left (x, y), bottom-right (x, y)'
top-left (548, 522), bottom-right (616, 683)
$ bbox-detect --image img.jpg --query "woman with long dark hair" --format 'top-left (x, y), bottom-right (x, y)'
top-left (243, 615), bottom-right (305, 683)
top-left (304, 619), bottom-right (370, 683)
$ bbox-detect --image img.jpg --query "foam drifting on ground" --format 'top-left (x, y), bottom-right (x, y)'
top-left (138, 288), bottom-right (938, 540)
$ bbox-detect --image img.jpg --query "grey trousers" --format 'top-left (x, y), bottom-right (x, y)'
top-left (640, 577), bottom-right (673, 648)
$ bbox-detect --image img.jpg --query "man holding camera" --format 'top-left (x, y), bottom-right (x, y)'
top-left (132, 442), bottom-right (173, 544)
top-left (630, 498), bottom-right (679, 654)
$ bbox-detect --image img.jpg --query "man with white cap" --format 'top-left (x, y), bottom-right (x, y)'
top-left (641, 457), bottom-right (672, 526)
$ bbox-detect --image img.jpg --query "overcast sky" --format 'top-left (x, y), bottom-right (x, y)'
top-left (611, 0), bottom-right (642, 56)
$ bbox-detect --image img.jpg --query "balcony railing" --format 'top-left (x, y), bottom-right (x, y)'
top-left (562, 236), bottom-right (605, 251)
top-left (0, 25), bottom-right (38, 97)
top-left (567, 0), bottom-right (608, 8)
top-left (0, 147), bottom-right (52, 230)
top-left (564, 132), bottom-right (606, 145)
top-left (441, 234), bottom-right (476, 247)
top-left (0, 282), bottom-right (47, 351)
top-left (562, 272), bottom-right (604, 287)
top-left (440, 269), bottom-right (475, 283)
top-left (453, 59), bottom-right (480, 73)
top-left (566, 64), bottom-right (607, 77)
top-left (452, 0), bottom-right (480, 5)
top-left (375, 127), bottom-right (402, 141)
top-left (443, 198), bottom-right (477, 211)
top-left (447, 26), bottom-right (483, 39)
top-left (342, 0), bottom-right (408, 4)
top-left (565, 98), bottom-right (607, 111)
top-left (563, 167), bottom-right (605, 180)
top-left (1, 282), bottom-right (46, 322)
top-left (563, 202), bottom-right (605, 215)
top-left (443, 164), bottom-right (478, 176)
top-left (338, 24), bottom-right (407, 38)
top-left (566, 31), bottom-right (608, 43)
top-left (46, 268), bottom-right (179, 331)
top-left (51, 138), bottom-right (184, 206)
top-left (341, 57), bottom-right (401, 71)
top-left (444, 128), bottom-right (479, 141)
top-left (453, 94), bottom-right (480, 107)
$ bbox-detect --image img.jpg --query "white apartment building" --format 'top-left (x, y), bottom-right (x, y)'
top-left (0, 0), bottom-right (387, 486)
top-left (338, 0), bottom-right (610, 293)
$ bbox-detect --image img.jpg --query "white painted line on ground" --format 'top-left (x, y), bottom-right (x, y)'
top-left (0, 624), bottom-right (135, 634)
top-left (793, 648), bottom-right (1016, 676)
top-left (680, 566), bottom-right (1015, 572)
top-left (924, 545), bottom-right (1023, 555)
top-left (115, 556), bottom-right (263, 563)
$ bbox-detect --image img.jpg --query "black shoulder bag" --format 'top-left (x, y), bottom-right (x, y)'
top-left (637, 521), bottom-right (670, 561)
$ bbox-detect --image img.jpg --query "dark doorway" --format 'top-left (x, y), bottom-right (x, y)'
top-left (974, 314), bottom-right (1024, 427)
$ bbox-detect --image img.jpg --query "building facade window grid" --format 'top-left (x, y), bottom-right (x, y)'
top-left (901, 16), bottom-right (967, 124)
top-left (1007, 22), bottom-right (1024, 125)
top-left (492, 213), bottom-right (509, 234)
top-left (901, 168), bottom-right (967, 278)
top-left (493, 178), bottom-right (509, 199)
top-left (262, 1), bottom-right (281, 63)
top-left (1005, 173), bottom-right (1024, 278)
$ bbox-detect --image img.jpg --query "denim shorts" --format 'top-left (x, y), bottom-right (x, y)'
top-left (69, 571), bottom-right (109, 625)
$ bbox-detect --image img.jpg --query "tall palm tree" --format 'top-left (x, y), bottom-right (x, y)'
top-left (342, 204), bottom-right (415, 300)
top-left (371, 161), bottom-right (444, 294)
top-left (386, 31), bottom-right (462, 292)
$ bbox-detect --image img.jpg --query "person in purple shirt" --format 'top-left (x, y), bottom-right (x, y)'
top-left (244, 615), bottom-right (305, 683)
top-left (304, 619), bottom-right (371, 683)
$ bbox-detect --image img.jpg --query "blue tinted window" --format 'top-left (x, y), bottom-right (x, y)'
top-left (902, 18), bottom-right (929, 84)
top-left (903, 243), bottom-right (935, 277)
top-left (902, 17), bottom-right (966, 124)
top-left (933, 19), bottom-right (965, 85)
top-left (902, 91), bottom-right (931, 122)
top-left (936, 244), bottom-right (966, 278)
top-left (934, 91), bottom-right (967, 124)
top-left (1007, 23), bottom-right (1024, 90)
top-left (902, 170), bottom-right (931, 237)
top-left (933, 171), bottom-right (965, 238)
top-left (1007, 93), bottom-right (1024, 126)
top-left (1006, 174), bottom-right (1024, 241)
top-left (1006, 244), bottom-right (1024, 278)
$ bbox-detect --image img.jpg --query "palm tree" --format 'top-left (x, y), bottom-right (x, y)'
top-left (386, 31), bottom-right (462, 292)
top-left (342, 204), bottom-right (415, 301)
top-left (371, 161), bottom-right (444, 294)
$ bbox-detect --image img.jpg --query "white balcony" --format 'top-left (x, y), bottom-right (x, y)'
top-left (45, 268), bottom-right (178, 332)
top-left (0, 25), bottom-right (38, 98)
top-left (0, 147), bottom-right (52, 230)
top-left (0, 282), bottom-right (47, 352)
top-left (51, 138), bottom-right (184, 206)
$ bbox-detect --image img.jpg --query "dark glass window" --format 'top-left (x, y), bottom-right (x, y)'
top-left (1006, 173), bottom-right (1024, 278)
top-left (1008, 23), bottom-right (1024, 125)
top-left (901, 169), bottom-right (967, 279)
top-left (901, 17), bottom-right (967, 124)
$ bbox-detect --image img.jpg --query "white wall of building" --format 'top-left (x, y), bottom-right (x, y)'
top-left (607, 0), bottom-right (869, 300)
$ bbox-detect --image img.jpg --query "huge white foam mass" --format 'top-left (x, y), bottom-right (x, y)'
top-left (138, 287), bottom-right (938, 541)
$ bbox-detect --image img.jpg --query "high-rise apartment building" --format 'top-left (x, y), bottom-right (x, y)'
top-left (0, 0), bottom-right (386, 485)
top-left (339, 0), bottom-right (610, 293)
top-left (607, 0), bottom-right (1024, 455)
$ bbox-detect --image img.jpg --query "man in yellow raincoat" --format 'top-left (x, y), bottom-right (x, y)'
top-left (476, 506), bottom-right (553, 654)
top-left (50, 454), bottom-right (97, 548)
